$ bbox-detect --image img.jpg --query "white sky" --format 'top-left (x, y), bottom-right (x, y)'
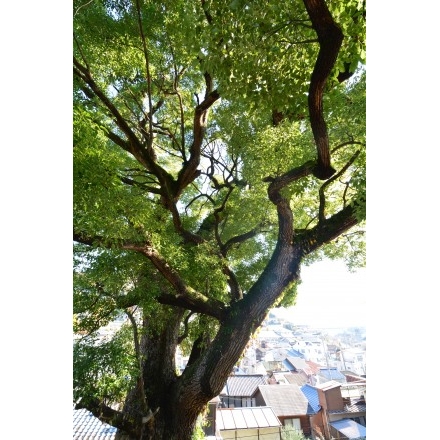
top-left (274, 259), bottom-right (367, 329)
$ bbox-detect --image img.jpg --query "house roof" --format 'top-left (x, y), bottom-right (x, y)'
top-left (316, 380), bottom-right (342, 391)
top-left (330, 418), bottom-right (366, 439)
top-left (220, 374), bottom-right (267, 397)
top-left (262, 360), bottom-right (284, 371)
top-left (264, 348), bottom-right (291, 362)
top-left (216, 407), bottom-right (281, 431)
top-left (342, 373), bottom-right (367, 383)
top-left (283, 357), bottom-right (313, 375)
top-left (318, 368), bottom-right (346, 381)
top-left (286, 348), bottom-right (304, 359)
top-left (305, 360), bottom-right (322, 375)
top-left (279, 371), bottom-right (309, 387)
top-left (300, 384), bottom-right (321, 413)
top-left (257, 384), bottom-right (309, 417)
top-left (73, 408), bottom-right (129, 440)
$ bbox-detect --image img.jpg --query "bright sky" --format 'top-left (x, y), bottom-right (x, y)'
top-left (274, 259), bottom-right (366, 329)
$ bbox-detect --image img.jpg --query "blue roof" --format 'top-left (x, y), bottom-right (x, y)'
top-left (286, 348), bottom-right (304, 358)
top-left (319, 368), bottom-right (346, 381)
top-left (300, 384), bottom-right (321, 413)
top-left (330, 419), bottom-right (366, 439)
top-left (282, 359), bottom-right (293, 370)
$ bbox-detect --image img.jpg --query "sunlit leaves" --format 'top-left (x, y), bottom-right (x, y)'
top-left (73, 325), bottom-right (138, 405)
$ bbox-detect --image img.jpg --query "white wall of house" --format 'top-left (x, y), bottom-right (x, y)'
top-left (335, 348), bottom-right (366, 376)
top-left (290, 339), bottom-right (326, 363)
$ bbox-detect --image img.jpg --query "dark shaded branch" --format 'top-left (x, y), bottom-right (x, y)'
top-left (118, 175), bottom-right (162, 194)
top-left (299, 200), bottom-right (363, 256)
top-left (176, 83), bottom-right (220, 192)
top-left (74, 230), bottom-right (226, 319)
top-left (221, 228), bottom-right (260, 256)
top-left (318, 149), bottom-right (361, 222)
top-left (303, 0), bottom-right (343, 179)
top-left (222, 266), bottom-right (243, 302)
top-left (201, 0), bottom-right (213, 24)
top-left (332, 139), bottom-right (365, 154)
top-left (157, 291), bottom-right (226, 321)
top-left (167, 201), bottom-right (206, 245)
top-left (337, 62), bottom-right (355, 83)
top-left (265, 160), bottom-right (316, 204)
top-left (73, 232), bottom-right (97, 247)
top-left (106, 130), bottom-right (132, 152)
top-left (177, 311), bottom-right (195, 343)
top-left (122, 243), bottom-right (228, 321)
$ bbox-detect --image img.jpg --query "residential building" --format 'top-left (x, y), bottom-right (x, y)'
top-left (254, 384), bottom-right (315, 437)
top-left (215, 406), bottom-right (282, 440)
top-left (315, 380), bottom-right (366, 439)
top-left (220, 374), bottom-right (267, 408)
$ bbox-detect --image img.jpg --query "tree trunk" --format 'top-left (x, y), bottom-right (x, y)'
top-left (128, 254), bottom-right (302, 439)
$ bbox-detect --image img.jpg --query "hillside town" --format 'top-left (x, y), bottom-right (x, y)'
top-left (74, 310), bottom-right (366, 439)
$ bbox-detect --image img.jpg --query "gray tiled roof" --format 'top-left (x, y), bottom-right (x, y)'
top-left (220, 374), bottom-right (267, 397)
top-left (73, 409), bottom-right (129, 440)
top-left (257, 384), bottom-right (309, 417)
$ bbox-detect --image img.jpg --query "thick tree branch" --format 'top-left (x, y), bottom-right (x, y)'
top-left (265, 160), bottom-right (316, 204)
top-left (74, 231), bottom-right (226, 320)
top-left (123, 243), bottom-right (228, 321)
top-left (303, 0), bottom-right (343, 179)
top-left (299, 200), bottom-right (363, 255)
top-left (176, 73), bottom-right (219, 192)
top-left (221, 229), bottom-right (260, 256)
top-left (222, 266), bottom-right (243, 302)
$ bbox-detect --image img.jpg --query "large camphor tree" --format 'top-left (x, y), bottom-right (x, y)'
top-left (73, 0), bottom-right (366, 439)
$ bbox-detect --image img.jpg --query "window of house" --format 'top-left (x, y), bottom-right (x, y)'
top-left (241, 397), bottom-right (255, 407)
top-left (284, 418), bottom-right (301, 430)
